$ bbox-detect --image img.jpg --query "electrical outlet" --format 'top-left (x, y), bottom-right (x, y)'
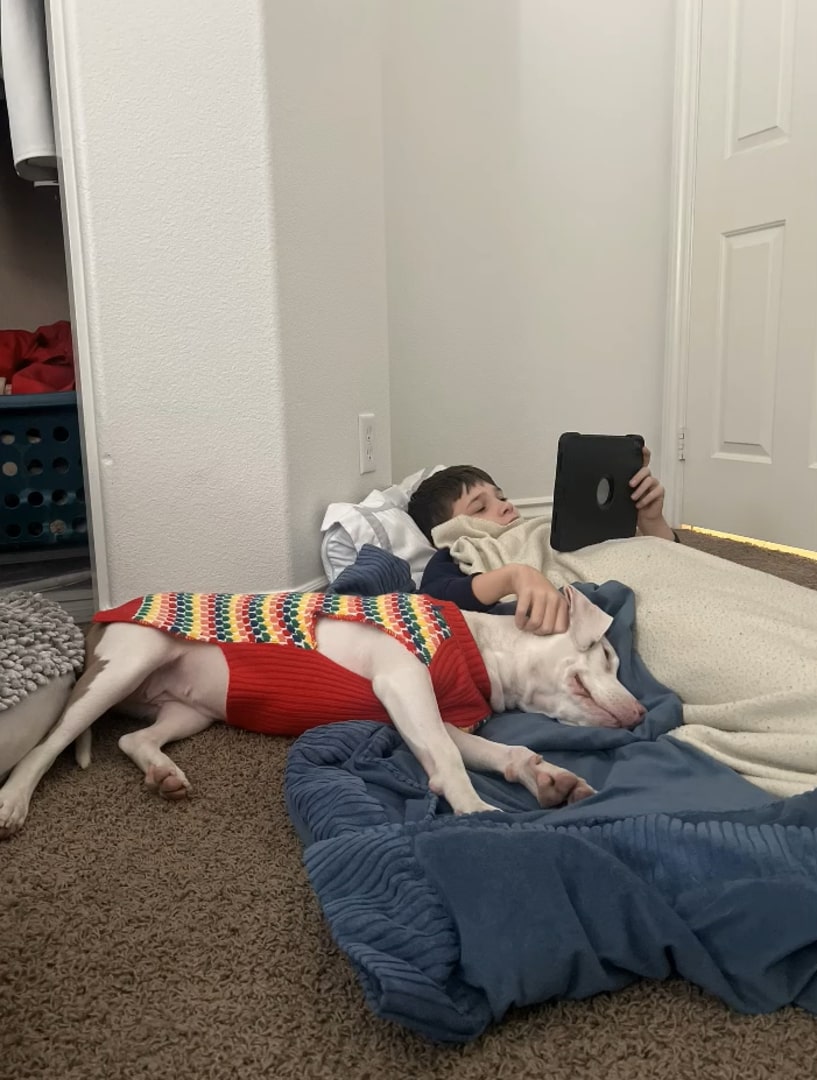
top-left (358, 412), bottom-right (376, 474)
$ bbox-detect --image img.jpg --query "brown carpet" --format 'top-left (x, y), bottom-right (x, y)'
top-left (2, 534), bottom-right (817, 1080)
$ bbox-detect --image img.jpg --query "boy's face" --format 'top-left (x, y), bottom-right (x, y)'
top-left (450, 482), bottom-right (519, 527)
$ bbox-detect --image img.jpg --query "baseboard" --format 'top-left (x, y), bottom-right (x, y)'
top-left (512, 496), bottom-right (553, 522)
top-left (295, 575), bottom-right (329, 592)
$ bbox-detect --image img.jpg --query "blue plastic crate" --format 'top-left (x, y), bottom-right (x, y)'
top-left (0, 391), bottom-right (87, 549)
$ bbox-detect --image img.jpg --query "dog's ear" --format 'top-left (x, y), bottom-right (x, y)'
top-left (564, 585), bottom-right (613, 652)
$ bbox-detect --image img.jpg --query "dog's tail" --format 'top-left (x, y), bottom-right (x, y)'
top-left (74, 723), bottom-right (92, 768)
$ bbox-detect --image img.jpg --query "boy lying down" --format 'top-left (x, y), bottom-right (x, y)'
top-left (408, 460), bottom-right (817, 800)
top-left (408, 446), bottom-right (679, 636)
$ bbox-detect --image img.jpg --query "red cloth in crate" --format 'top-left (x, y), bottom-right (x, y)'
top-left (0, 321), bottom-right (75, 394)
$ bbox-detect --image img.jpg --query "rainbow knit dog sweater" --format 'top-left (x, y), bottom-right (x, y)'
top-left (93, 592), bottom-right (492, 735)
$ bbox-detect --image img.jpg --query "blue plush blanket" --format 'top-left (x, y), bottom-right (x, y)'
top-left (285, 578), bottom-right (817, 1042)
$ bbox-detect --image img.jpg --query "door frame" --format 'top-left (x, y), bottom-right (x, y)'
top-left (46, 0), bottom-right (111, 608)
top-left (660, 0), bottom-right (703, 529)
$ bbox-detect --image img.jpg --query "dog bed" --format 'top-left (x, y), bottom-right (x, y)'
top-left (0, 590), bottom-right (84, 779)
top-left (285, 581), bottom-right (817, 1042)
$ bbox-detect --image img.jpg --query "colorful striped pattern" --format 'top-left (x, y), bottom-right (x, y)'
top-left (131, 592), bottom-right (452, 666)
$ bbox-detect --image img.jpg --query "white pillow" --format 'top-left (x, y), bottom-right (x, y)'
top-left (320, 466), bottom-right (444, 586)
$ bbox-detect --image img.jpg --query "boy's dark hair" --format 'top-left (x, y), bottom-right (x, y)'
top-left (408, 465), bottom-right (497, 541)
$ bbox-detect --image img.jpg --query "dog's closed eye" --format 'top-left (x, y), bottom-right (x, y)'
top-left (572, 674), bottom-right (592, 699)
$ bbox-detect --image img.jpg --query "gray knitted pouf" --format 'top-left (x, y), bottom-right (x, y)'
top-left (0, 590), bottom-right (85, 712)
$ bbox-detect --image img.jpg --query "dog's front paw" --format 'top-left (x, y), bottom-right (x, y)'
top-left (566, 776), bottom-right (596, 804)
top-left (504, 749), bottom-right (595, 808)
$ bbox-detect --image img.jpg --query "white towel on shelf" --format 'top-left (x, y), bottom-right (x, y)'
top-left (0, 0), bottom-right (58, 182)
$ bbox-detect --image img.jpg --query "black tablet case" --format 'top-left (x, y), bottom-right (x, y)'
top-left (550, 432), bottom-right (645, 553)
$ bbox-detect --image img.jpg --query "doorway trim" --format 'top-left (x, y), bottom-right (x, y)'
top-left (660, 0), bottom-right (703, 528)
top-left (46, 0), bottom-right (111, 609)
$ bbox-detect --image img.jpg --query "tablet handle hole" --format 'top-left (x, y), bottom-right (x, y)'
top-left (596, 476), bottom-right (614, 509)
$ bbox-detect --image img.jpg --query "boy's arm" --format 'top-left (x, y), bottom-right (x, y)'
top-left (419, 549), bottom-right (496, 611)
top-left (420, 550), bottom-right (568, 635)
top-left (474, 565), bottom-right (568, 634)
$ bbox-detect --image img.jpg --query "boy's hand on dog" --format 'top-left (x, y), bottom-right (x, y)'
top-left (509, 565), bottom-right (569, 636)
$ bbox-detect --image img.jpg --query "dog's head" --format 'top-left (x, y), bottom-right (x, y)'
top-left (515, 585), bottom-right (646, 729)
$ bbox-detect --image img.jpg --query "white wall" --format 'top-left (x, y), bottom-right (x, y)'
top-left (385, 0), bottom-right (676, 502)
top-left (55, 0), bottom-right (389, 604)
top-left (262, 0), bottom-right (391, 576)
top-left (55, 0), bottom-right (675, 603)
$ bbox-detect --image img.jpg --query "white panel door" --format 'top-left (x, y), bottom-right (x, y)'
top-left (683, 0), bottom-right (817, 549)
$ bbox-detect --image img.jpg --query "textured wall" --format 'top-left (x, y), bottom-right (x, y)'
top-left (57, 0), bottom-right (389, 603)
top-left (56, 0), bottom-right (675, 604)
top-left (385, 0), bottom-right (676, 500)
top-left (261, 0), bottom-right (391, 584)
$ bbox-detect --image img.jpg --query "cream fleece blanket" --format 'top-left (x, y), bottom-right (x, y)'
top-left (432, 515), bottom-right (817, 797)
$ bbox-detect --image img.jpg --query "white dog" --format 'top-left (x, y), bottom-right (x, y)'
top-left (0, 586), bottom-right (644, 837)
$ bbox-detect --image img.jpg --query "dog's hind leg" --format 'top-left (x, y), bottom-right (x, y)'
top-left (118, 702), bottom-right (214, 800)
top-left (316, 618), bottom-right (499, 815)
top-left (444, 725), bottom-right (596, 807)
top-left (0, 623), bottom-right (175, 838)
